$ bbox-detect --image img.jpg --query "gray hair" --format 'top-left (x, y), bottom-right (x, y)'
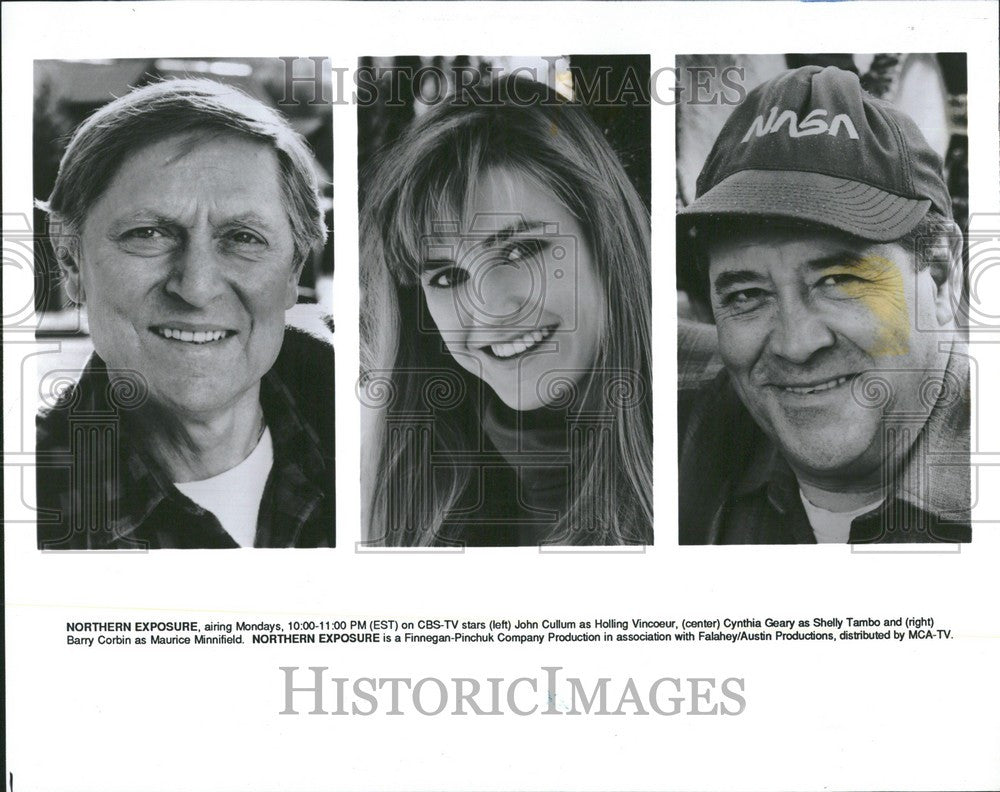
top-left (40, 77), bottom-right (326, 267)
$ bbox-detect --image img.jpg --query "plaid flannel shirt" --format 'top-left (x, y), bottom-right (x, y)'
top-left (36, 328), bottom-right (334, 549)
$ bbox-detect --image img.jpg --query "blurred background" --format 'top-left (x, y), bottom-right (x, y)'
top-left (357, 55), bottom-right (651, 211)
top-left (33, 57), bottom-right (334, 373)
top-left (676, 53), bottom-right (969, 322)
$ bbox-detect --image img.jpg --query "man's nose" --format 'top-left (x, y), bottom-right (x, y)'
top-left (766, 293), bottom-right (836, 363)
top-left (163, 236), bottom-right (228, 308)
top-left (464, 258), bottom-right (540, 327)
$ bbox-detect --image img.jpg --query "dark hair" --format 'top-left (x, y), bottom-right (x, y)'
top-left (39, 78), bottom-right (326, 267)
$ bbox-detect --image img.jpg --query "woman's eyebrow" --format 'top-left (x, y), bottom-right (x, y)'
top-left (419, 220), bottom-right (547, 271)
top-left (479, 219), bottom-right (546, 248)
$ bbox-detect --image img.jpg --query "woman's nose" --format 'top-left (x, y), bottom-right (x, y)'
top-left (465, 256), bottom-right (541, 327)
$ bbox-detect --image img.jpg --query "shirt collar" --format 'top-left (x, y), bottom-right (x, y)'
top-left (71, 352), bottom-right (326, 542)
top-left (729, 344), bottom-right (970, 523)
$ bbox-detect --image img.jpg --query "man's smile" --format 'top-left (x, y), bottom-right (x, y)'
top-left (150, 324), bottom-right (238, 345)
top-left (771, 373), bottom-right (859, 396)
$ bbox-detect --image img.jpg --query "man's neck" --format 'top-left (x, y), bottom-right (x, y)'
top-left (132, 388), bottom-right (266, 483)
top-left (797, 478), bottom-right (884, 513)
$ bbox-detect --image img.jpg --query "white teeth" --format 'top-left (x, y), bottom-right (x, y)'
top-left (158, 328), bottom-right (228, 344)
top-left (488, 325), bottom-right (556, 360)
top-left (783, 375), bottom-right (851, 395)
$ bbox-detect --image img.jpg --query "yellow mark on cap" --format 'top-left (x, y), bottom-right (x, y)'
top-left (821, 255), bottom-right (909, 357)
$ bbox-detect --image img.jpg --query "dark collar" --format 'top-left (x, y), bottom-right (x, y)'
top-left (727, 345), bottom-right (970, 527)
top-left (58, 352), bottom-right (326, 543)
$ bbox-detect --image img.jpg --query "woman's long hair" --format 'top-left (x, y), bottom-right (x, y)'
top-left (360, 77), bottom-right (652, 546)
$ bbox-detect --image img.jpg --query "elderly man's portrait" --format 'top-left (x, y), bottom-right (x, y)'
top-left (34, 59), bottom-right (335, 549)
top-left (676, 54), bottom-right (971, 544)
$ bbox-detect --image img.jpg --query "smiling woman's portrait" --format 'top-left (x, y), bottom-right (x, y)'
top-left (34, 60), bottom-right (335, 549)
top-left (358, 57), bottom-right (652, 547)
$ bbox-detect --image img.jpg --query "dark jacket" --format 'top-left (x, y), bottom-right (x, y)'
top-left (36, 327), bottom-right (335, 550)
top-left (678, 346), bottom-right (971, 545)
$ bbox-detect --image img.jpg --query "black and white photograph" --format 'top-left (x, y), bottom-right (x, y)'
top-left (32, 58), bottom-right (336, 549)
top-left (358, 56), bottom-right (653, 547)
top-left (4, 5), bottom-right (1000, 792)
top-left (676, 54), bottom-right (971, 545)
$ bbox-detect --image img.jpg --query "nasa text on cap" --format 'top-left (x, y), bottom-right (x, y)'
top-left (679, 65), bottom-right (951, 241)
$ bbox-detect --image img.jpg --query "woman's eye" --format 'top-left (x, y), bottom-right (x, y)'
top-left (504, 239), bottom-right (544, 263)
top-left (428, 267), bottom-right (469, 289)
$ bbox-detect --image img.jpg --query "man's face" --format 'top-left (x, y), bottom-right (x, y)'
top-left (72, 132), bottom-right (299, 418)
top-left (707, 225), bottom-right (953, 488)
top-left (419, 168), bottom-right (605, 411)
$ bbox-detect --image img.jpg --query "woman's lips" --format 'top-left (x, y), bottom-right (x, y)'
top-left (482, 324), bottom-right (558, 360)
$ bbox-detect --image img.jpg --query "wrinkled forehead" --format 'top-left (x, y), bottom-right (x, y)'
top-left (89, 130), bottom-right (288, 224)
top-left (116, 128), bottom-right (279, 181)
top-left (705, 224), bottom-right (911, 275)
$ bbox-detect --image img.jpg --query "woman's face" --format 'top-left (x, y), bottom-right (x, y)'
top-left (419, 168), bottom-right (605, 411)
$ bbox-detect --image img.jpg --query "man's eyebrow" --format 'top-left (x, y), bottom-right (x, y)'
top-left (222, 211), bottom-right (279, 231)
top-left (804, 252), bottom-right (866, 270)
top-left (108, 209), bottom-right (172, 225)
top-left (107, 209), bottom-right (280, 232)
top-left (713, 269), bottom-right (768, 296)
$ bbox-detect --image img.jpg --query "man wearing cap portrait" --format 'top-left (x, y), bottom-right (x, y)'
top-left (678, 65), bottom-right (970, 544)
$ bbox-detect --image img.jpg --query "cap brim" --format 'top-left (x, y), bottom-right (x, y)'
top-left (679, 169), bottom-right (931, 242)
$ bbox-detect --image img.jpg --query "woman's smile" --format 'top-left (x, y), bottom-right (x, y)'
top-left (481, 323), bottom-right (558, 360)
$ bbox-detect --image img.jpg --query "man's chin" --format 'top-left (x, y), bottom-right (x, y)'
top-left (146, 381), bottom-right (256, 421)
top-left (774, 428), bottom-right (882, 482)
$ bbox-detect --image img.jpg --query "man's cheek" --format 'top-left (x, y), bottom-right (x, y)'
top-left (716, 322), bottom-right (760, 374)
top-left (827, 257), bottom-right (910, 357)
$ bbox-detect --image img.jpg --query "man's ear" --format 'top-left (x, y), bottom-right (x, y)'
top-left (285, 255), bottom-right (305, 310)
top-left (924, 221), bottom-right (963, 327)
top-left (51, 217), bottom-right (85, 304)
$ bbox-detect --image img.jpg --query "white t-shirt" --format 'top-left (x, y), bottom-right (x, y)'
top-left (799, 490), bottom-right (884, 544)
top-left (175, 428), bottom-right (274, 548)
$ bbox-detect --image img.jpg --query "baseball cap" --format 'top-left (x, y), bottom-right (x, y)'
top-left (679, 65), bottom-right (952, 241)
